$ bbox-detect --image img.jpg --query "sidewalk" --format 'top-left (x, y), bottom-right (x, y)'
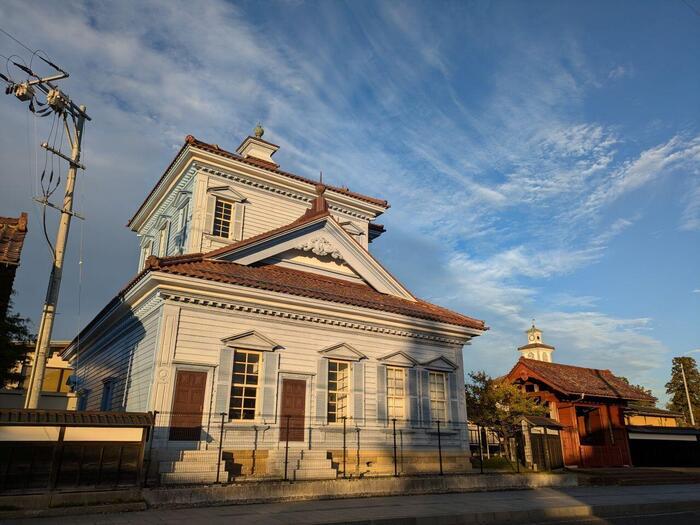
top-left (6, 483), bottom-right (700, 525)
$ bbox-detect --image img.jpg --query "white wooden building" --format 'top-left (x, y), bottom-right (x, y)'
top-left (63, 127), bottom-right (487, 482)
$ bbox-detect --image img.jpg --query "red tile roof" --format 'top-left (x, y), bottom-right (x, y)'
top-left (0, 213), bottom-right (28, 266)
top-left (128, 135), bottom-right (388, 226)
top-left (142, 254), bottom-right (486, 330)
top-left (511, 358), bottom-right (655, 402)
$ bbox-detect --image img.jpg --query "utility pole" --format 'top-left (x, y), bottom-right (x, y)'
top-left (680, 359), bottom-right (696, 427)
top-left (1, 37), bottom-right (90, 409)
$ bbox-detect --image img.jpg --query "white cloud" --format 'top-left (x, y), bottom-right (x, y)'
top-left (608, 64), bottom-right (631, 80)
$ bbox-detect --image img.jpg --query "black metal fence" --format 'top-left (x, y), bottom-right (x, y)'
top-left (143, 411), bottom-right (556, 486)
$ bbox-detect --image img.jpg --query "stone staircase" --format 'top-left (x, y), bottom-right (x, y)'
top-left (158, 449), bottom-right (228, 485)
top-left (267, 449), bottom-right (337, 480)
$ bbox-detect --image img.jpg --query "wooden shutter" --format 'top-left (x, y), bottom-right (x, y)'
top-left (233, 203), bottom-right (245, 241)
top-left (420, 369), bottom-right (431, 425)
top-left (315, 359), bottom-right (328, 424)
top-left (214, 347), bottom-right (234, 416)
top-left (352, 360), bottom-right (365, 425)
top-left (449, 372), bottom-right (461, 424)
top-left (376, 363), bottom-right (387, 424)
top-left (407, 367), bottom-right (420, 425)
top-left (260, 352), bottom-right (279, 421)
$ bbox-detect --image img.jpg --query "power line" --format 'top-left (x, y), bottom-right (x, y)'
top-left (0, 26), bottom-right (36, 54)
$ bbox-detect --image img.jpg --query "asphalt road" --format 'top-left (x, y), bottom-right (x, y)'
top-left (531, 510), bottom-right (700, 524)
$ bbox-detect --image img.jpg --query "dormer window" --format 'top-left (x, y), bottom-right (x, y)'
top-left (213, 198), bottom-right (233, 238)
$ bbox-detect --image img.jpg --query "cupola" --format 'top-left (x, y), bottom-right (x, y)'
top-left (518, 322), bottom-right (555, 362)
top-left (235, 123), bottom-right (280, 166)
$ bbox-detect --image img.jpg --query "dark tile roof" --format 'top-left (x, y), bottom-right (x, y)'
top-left (512, 358), bottom-right (656, 402)
top-left (625, 404), bottom-right (683, 417)
top-left (626, 425), bottom-right (700, 435)
top-left (128, 135), bottom-right (388, 226)
top-left (518, 342), bottom-right (555, 351)
top-left (0, 213), bottom-right (28, 266)
top-left (144, 254), bottom-right (486, 330)
top-left (0, 409), bottom-right (153, 427)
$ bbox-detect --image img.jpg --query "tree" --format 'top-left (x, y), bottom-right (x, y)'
top-left (665, 357), bottom-right (700, 427)
top-left (0, 299), bottom-right (32, 388)
top-left (465, 370), bottom-right (548, 460)
top-left (618, 376), bottom-right (657, 407)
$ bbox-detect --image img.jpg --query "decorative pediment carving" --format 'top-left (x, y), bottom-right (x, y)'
top-left (318, 342), bottom-right (367, 361)
top-left (222, 330), bottom-right (282, 352)
top-left (422, 356), bottom-right (458, 371)
top-left (294, 237), bottom-right (343, 260)
top-left (207, 185), bottom-right (246, 203)
top-left (378, 351), bottom-right (418, 367)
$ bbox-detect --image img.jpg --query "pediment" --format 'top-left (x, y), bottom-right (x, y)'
top-left (211, 214), bottom-right (415, 301)
top-left (318, 343), bottom-right (367, 361)
top-left (422, 356), bottom-right (458, 372)
top-left (207, 185), bottom-right (246, 203)
top-left (222, 330), bottom-right (282, 352)
top-left (378, 351), bottom-right (418, 367)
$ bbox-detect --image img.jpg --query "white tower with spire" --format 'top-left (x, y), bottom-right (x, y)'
top-left (518, 322), bottom-right (555, 362)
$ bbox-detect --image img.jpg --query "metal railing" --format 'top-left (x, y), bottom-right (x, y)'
top-left (142, 411), bottom-right (539, 486)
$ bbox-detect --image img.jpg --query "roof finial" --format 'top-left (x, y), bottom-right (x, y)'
top-left (254, 122), bottom-right (264, 138)
top-left (320, 170), bottom-right (323, 184)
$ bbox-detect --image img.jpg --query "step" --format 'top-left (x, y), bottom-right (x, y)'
top-left (293, 468), bottom-right (338, 480)
top-left (160, 471), bottom-right (223, 484)
top-left (301, 450), bottom-right (330, 460)
top-left (296, 459), bottom-right (333, 469)
top-left (159, 461), bottom-right (227, 473)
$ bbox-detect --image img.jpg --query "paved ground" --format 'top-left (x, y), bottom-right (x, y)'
top-left (6, 484), bottom-right (700, 524)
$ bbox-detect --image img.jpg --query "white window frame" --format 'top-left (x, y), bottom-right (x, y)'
top-left (386, 366), bottom-right (406, 421)
top-left (229, 350), bottom-right (261, 421)
top-left (327, 359), bottom-right (350, 423)
top-left (212, 197), bottom-right (234, 239)
top-left (176, 202), bottom-right (188, 252)
top-left (429, 371), bottom-right (447, 423)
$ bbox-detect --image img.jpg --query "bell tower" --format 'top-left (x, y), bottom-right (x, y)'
top-left (518, 322), bottom-right (555, 362)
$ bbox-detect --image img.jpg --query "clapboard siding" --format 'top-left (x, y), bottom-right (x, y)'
top-left (76, 305), bottom-right (162, 412)
top-left (174, 303), bottom-right (464, 429)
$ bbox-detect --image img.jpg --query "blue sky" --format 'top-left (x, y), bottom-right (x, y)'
top-left (0, 0), bottom-right (698, 402)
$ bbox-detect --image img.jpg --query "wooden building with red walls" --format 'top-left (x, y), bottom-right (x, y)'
top-left (506, 325), bottom-right (655, 468)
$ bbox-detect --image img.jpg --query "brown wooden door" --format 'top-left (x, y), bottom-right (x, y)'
top-left (170, 370), bottom-right (207, 441)
top-left (279, 379), bottom-right (306, 442)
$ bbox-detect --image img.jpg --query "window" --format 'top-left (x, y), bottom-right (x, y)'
top-left (100, 380), bottom-right (115, 411)
top-left (429, 371), bottom-right (447, 422)
top-left (230, 351), bottom-right (259, 420)
top-left (212, 198), bottom-right (233, 238)
top-left (386, 367), bottom-right (405, 420)
top-left (327, 360), bottom-right (349, 423)
top-left (21, 366), bottom-right (71, 393)
top-left (158, 223), bottom-right (169, 257)
top-left (176, 204), bottom-right (188, 252)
